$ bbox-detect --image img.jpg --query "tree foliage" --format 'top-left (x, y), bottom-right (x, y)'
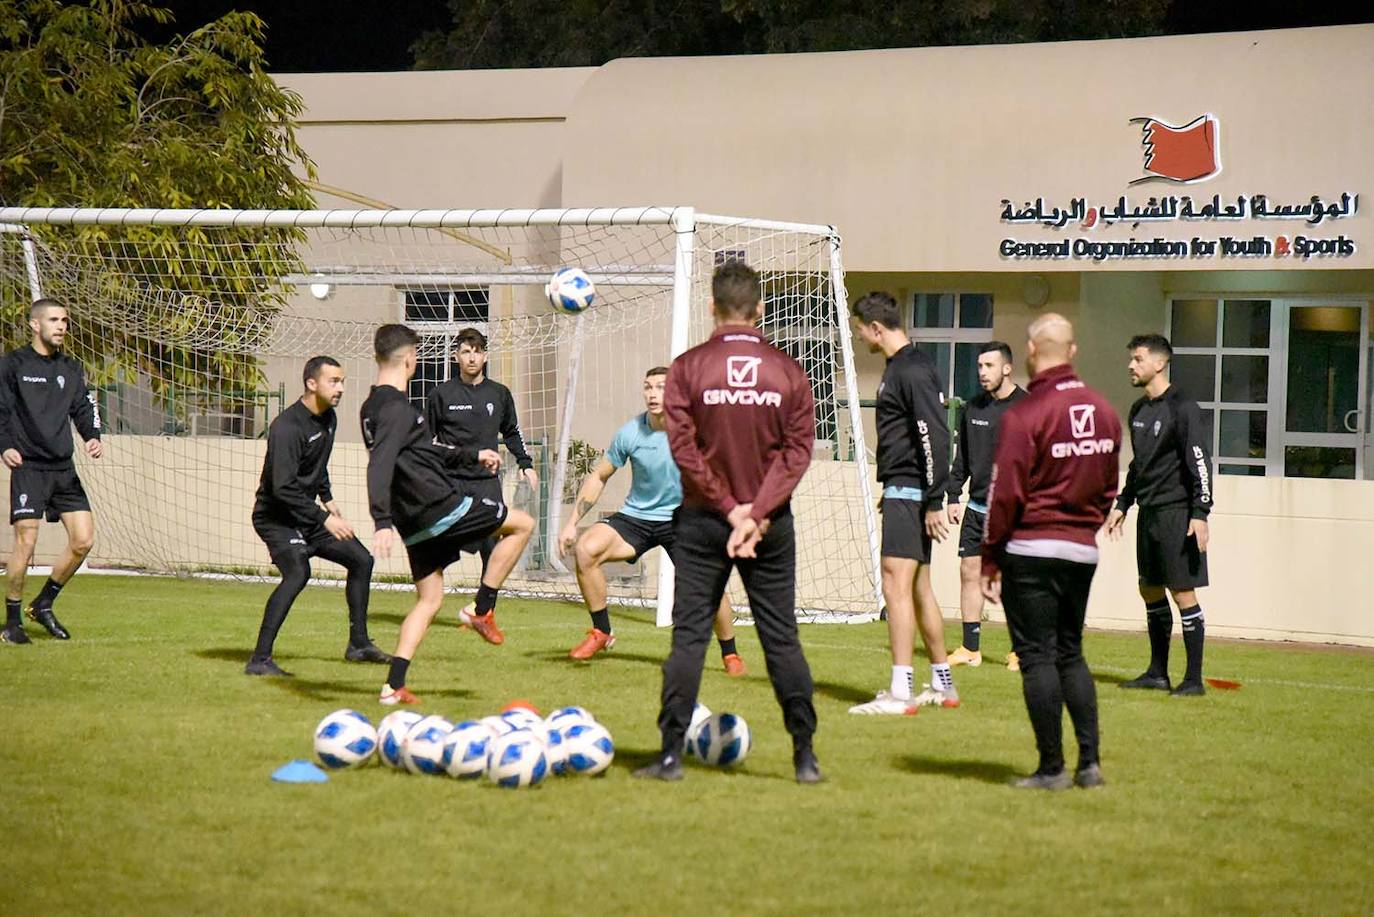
top-left (411, 0), bottom-right (756, 70)
top-left (411, 0), bottom-right (1169, 69)
top-left (0, 0), bottom-right (315, 417)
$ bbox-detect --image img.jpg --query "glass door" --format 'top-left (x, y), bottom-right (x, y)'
top-left (1275, 301), bottom-right (1368, 479)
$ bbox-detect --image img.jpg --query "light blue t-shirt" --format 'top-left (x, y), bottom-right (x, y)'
top-left (605, 413), bottom-right (680, 522)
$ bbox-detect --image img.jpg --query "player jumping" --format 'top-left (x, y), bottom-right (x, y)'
top-left (556, 366), bottom-right (746, 675)
top-left (1, 299), bottom-right (102, 645)
top-left (362, 324), bottom-right (534, 705)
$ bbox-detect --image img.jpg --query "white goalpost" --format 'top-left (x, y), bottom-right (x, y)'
top-left (0, 206), bottom-right (881, 623)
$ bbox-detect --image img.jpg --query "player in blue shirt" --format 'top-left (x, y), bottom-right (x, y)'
top-left (557, 366), bottom-right (744, 673)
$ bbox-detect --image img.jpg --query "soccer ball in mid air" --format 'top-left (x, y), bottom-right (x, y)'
top-left (377, 710), bottom-right (424, 769)
top-left (486, 730), bottom-right (549, 789)
top-left (313, 709), bottom-right (378, 769)
top-left (561, 721), bottom-right (615, 776)
top-left (690, 712), bottom-right (751, 767)
top-left (545, 267), bottom-right (596, 315)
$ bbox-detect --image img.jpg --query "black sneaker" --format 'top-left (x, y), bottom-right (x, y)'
top-left (27, 605), bottom-right (70, 640)
top-left (794, 748), bottom-right (824, 785)
top-left (344, 641), bottom-right (393, 664)
top-left (1119, 671), bottom-right (1171, 691)
top-left (1074, 764), bottom-right (1106, 789)
top-left (1, 622), bottom-right (31, 645)
top-left (244, 656), bottom-right (292, 677)
top-left (1011, 770), bottom-right (1073, 791)
top-left (1170, 679), bottom-right (1206, 697)
top-left (633, 754), bottom-right (684, 781)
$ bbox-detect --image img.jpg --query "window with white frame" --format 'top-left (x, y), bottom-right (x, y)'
top-left (1168, 298), bottom-right (1270, 476)
top-left (909, 292), bottom-right (995, 400)
top-left (402, 288), bottom-right (490, 407)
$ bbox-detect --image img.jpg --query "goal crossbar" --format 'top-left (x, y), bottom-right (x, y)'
top-left (0, 206), bottom-right (837, 237)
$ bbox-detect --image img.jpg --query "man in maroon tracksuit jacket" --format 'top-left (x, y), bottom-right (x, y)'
top-left (635, 261), bottom-right (822, 784)
top-left (981, 314), bottom-right (1121, 791)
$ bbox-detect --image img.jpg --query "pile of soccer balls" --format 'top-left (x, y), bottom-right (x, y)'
top-left (312, 701), bottom-right (614, 789)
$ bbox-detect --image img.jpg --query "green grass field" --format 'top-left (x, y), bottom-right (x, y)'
top-left (1, 574), bottom-right (1371, 916)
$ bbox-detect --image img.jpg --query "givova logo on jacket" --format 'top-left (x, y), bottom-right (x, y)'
top-left (704, 355), bottom-right (781, 406)
top-left (1052, 404), bottom-right (1115, 458)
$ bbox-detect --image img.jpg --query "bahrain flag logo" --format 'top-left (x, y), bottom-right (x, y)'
top-left (1129, 114), bottom-right (1221, 185)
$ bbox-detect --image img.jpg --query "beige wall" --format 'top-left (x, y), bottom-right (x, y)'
top-left (277, 68), bottom-right (593, 209)
top-left (563, 26), bottom-right (1374, 274)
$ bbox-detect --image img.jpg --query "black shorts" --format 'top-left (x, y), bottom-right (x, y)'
top-left (1136, 504), bottom-right (1209, 591)
top-left (253, 514), bottom-right (338, 562)
top-left (957, 506), bottom-right (986, 558)
top-left (404, 496), bottom-right (508, 581)
top-left (880, 496), bottom-right (932, 564)
top-left (602, 512), bottom-right (674, 564)
top-left (465, 475), bottom-right (504, 505)
top-left (10, 466), bottom-right (91, 524)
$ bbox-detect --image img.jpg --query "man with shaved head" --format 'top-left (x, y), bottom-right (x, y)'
top-left (981, 313), bottom-right (1121, 790)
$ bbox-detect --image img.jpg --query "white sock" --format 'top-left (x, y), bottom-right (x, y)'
top-left (890, 665), bottom-right (913, 700)
top-left (932, 663), bottom-right (953, 692)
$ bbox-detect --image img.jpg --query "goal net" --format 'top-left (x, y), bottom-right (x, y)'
top-left (0, 207), bottom-right (880, 622)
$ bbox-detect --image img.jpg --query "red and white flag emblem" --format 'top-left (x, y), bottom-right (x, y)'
top-left (1131, 114), bottom-right (1221, 184)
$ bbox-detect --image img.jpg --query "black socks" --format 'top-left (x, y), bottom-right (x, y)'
top-left (962, 621), bottom-right (981, 653)
top-left (719, 636), bottom-right (737, 658)
top-left (1179, 605), bottom-right (1205, 684)
top-left (33, 577), bottom-right (63, 610)
top-left (1145, 599), bottom-right (1172, 676)
top-left (387, 656), bottom-right (411, 688)
top-left (5, 598), bottom-right (19, 626)
top-left (475, 584), bottom-right (499, 616)
top-left (589, 608), bottom-right (611, 634)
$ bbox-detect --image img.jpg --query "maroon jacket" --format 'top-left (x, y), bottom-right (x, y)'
top-left (982, 363), bottom-right (1121, 576)
top-left (664, 324), bottom-right (815, 523)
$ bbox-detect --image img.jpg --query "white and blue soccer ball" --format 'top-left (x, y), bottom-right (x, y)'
top-left (402, 716), bottom-right (453, 775)
top-left (481, 714), bottom-right (518, 738)
top-left (500, 708), bottom-right (544, 732)
top-left (543, 726), bottom-right (570, 777)
top-left (377, 710), bottom-right (424, 769)
top-left (691, 712), bottom-right (751, 767)
top-left (313, 709), bottom-right (378, 769)
top-left (545, 706), bottom-right (595, 732)
top-left (485, 729), bottom-right (549, 789)
top-left (545, 266), bottom-right (596, 315)
top-left (441, 720), bottom-right (493, 779)
top-left (683, 703), bottom-right (712, 756)
top-left (561, 721), bottom-right (615, 776)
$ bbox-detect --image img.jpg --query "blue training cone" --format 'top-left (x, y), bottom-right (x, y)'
top-left (271, 759), bottom-right (329, 783)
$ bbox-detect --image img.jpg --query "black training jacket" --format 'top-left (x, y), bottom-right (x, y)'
top-left (1116, 385), bottom-right (1215, 519)
top-left (361, 385), bottom-right (477, 538)
top-left (0, 344), bottom-right (101, 470)
top-left (947, 385), bottom-right (1027, 508)
top-left (874, 344), bottom-right (950, 508)
top-left (253, 400), bottom-right (336, 526)
top-left (426, 377), bottom-right (533, 480)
